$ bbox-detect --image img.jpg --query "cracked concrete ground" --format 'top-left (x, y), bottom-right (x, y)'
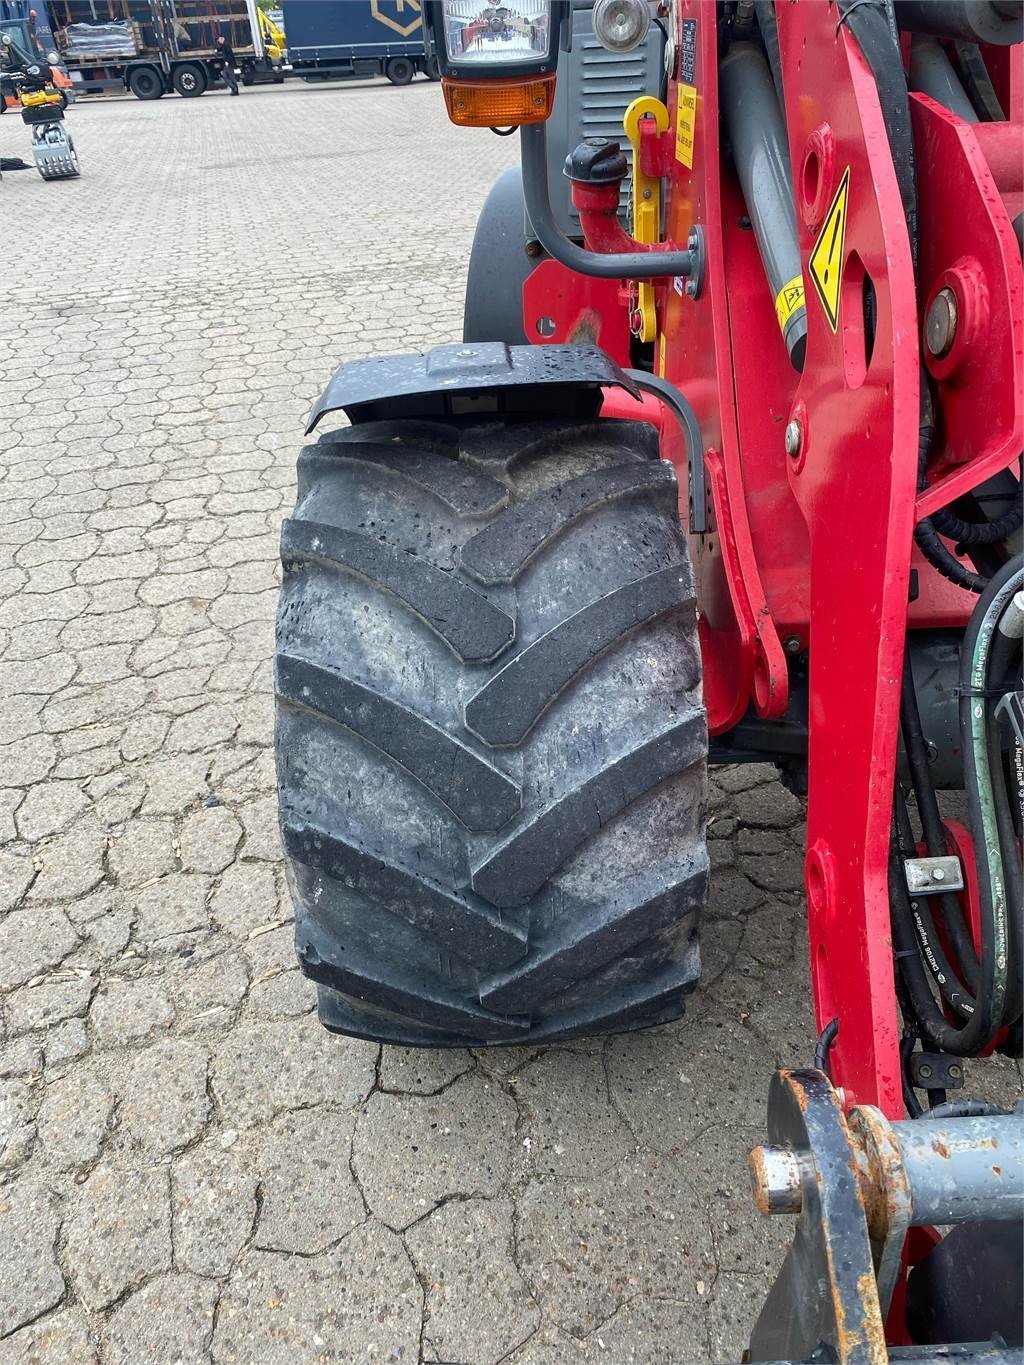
top-left (1, 80), bottom-right (1021, 1365)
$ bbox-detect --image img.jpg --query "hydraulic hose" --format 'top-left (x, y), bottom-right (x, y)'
top-left (959, 556), bottom-right (1023, 1032)
top-left (888, 803), bottom-right (992, 1054)
top-left (900, 654), bottom-right (980, 999)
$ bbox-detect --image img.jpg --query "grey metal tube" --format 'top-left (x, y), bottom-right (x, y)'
top-left (519, 122), bottom-right (695, 281)
top-left (719, 42), bottom-right (806, 371)
top-left (909, 35), bottom-right (978, 122)
top-left (894, 0), bottom-right (1023, 44)
top-left (892, 1114), bottom-right (1024, 1225)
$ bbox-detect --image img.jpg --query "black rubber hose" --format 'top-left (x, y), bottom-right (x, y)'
top-left (959, 555), bottom-right (1023, 1031)
top-left (837, 0), bottom-right (918, 268)
top-left (889, 801), bottom-right (993, 1054)
top-left (894, 790), bottom-right (977, 1018)
top-left (900, 649), bottom-right (981, 994)
top-left (986, 623), bottom-right (1023, 1022)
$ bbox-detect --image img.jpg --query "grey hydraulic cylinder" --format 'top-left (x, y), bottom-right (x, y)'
top-left (892, 1114), bottom-right (1024, 1226)
top-left (909, 35), bottom-right (978, 122)
top-left (719, 41), bottom-right (807, 372)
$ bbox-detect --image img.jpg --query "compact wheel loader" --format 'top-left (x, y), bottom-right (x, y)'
top-left (275, 2), bottom-right (1024, 1356)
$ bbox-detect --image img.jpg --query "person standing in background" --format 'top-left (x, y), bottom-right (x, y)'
top-left (214, 33), bottom-right (238, 94)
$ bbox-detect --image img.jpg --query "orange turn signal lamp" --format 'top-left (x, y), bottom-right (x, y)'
top-left (441, 74), bottom-right (556, 128)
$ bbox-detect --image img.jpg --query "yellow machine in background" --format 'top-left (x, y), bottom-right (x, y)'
top-left (257, 7), bottom-right (285, 62)
top-left (0, 35), bottom-right (80, 180)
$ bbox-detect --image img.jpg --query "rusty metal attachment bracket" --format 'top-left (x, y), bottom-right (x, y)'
top-left (746, 1069), bottom-right (1024, 1364)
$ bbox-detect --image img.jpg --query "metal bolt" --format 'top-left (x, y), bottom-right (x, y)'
top-left (748, 1144), bottom-right (805, 1215)
top-left (525, 240), bottom-right (542, 258)
top-left (919, 1064), bottom-right (933, 1080)
top-left (933, 867), bottom-right (945, 882)
top-left (925, 287), bottom-right (958, 359)
top-left (784, 635), bottom-right (802, 655)
top-left (785, 419), bottom-right (803, 458)
top-left (642, 187), bottom-right (652, 199)
top-left (949, 1065), bottom-right (963, 1080)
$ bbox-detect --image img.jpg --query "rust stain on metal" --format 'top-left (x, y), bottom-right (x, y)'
top-left (749, 1147), bottom-right (773, 1216)
top-left (932, 1138), bottom-right (951, 1159)
top-left (993, 1165), bottom-right (1003, 1176)
top-left (857, 1270), bottom-right (889, 1363)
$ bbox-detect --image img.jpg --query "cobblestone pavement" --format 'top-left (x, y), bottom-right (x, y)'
top-left (1, 81), bottom-right (1021, 1365)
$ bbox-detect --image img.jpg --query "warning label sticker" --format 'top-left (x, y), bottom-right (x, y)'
top-left (675, 85), bottom-right (697, 167)
top-left (774, 276), bottom-right (805, 333)
top-left (808, 167), bottom-right (850, 332)
top-left (675, 18), bottom-right (697, 168)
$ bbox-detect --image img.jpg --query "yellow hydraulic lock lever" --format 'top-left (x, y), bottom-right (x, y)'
top-left (623, 96), bottom-right (670, 344)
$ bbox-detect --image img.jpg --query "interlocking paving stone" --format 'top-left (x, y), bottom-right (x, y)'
top-left (0, 81), bottom-right (1019, 1365)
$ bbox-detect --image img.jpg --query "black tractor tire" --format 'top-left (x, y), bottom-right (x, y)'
top-left (173, 62), bottom-right (207, 97)
top-left (276, 416), bottom-right (708, 1047)
top-left (386, 56), bottom-right (415, 86)
top-left (464, 167), bottom-right (535, 347)
top-left (128, 66), bottom-right (163, 100)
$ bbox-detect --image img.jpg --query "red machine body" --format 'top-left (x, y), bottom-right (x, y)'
top-left (523, 6), bottom-right (1024, 1118)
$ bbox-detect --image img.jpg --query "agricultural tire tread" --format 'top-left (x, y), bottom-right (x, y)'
top-left (275, 416), bottom-right (708, 1046)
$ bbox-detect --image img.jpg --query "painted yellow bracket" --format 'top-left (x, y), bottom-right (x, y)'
top-left (623, 95), bottom-right (670, 344)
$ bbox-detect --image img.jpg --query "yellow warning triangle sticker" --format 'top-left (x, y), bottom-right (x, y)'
top-left (809, 167), bottom-right (850, 333)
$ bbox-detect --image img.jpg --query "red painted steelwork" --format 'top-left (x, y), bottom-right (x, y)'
top-left (520, 3), bottom-right (1022, 1123)
top-left (911, 97), bottom-right (1024, 516)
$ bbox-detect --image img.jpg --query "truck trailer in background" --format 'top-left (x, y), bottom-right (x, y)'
top-left (283, 0), bottom-right (437, 86)
top-left (44, 0), bottom-right (283, 97)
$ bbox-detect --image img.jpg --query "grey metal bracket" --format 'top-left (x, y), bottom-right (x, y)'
top-left (904, 855), bottom-right (965, 895)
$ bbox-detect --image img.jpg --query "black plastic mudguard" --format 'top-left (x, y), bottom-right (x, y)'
top-left (305, 342), bottom-right (641, 433)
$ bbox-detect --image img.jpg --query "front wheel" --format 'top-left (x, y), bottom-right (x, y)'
top-left (275, 416), bottom-right (709, 1046)
top-left (385, 56), bottom-right (414, 86)
top-left (128, 66), bottom-right (163, 100)
top-left (173, 62), bottom-right (207, 97)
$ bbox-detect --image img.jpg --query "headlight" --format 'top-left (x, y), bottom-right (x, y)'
top-left (425, 0), bottom-right (569, 127)
top-left (441, 1), bottom-right (552, 68)
top-left (426, 1), bottom-right (568, 78)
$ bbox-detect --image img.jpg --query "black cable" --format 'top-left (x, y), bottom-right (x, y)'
top-left (915, 517), bottom-right (990, 593)
top-left (814, 1017), bottom-right (839, 1076)
top-left (921, 1098), bottom-right (1009, 1119)
top-left (915, 421), bottom-right (992, 594)
top-left (931, 500), bottom-right (1024, 546)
